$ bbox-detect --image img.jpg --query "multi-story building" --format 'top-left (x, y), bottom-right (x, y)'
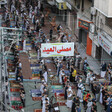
top-left (73, 0), bottom-right (112, 64)
top-left (93, 0), bottom-right (112, 63)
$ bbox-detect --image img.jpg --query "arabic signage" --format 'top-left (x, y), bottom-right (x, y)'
top-left (98, 32), bottom-right (112, 55)
top-left (89, 32), bottom-right (99, 47)
top-left (78, 19), bottom-right (91, 31)
top-left (56, 0), bottom-right (67, 10)
top-left (41, 43), bottom-right (74, 57)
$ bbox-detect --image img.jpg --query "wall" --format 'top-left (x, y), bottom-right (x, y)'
top-left (94, 0), bottom-right (112, 17)
top-left (92, 42), bottom-right (96, 58)
top-left (95, 11), bottom-right (112, 40)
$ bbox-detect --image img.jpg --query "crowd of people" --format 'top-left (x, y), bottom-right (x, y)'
top-left (2, 0), bottom-right (112, 112)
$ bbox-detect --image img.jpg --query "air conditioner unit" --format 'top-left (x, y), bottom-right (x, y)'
top-left (91, 7), bottom-right (96, 16)
top-left (90, 23), bottom-right (95, 33)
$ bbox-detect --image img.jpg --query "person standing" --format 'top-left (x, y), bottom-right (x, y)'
top-left (70, 65), bottom-right (74, 82)
top-left (66, 86), bottom-right (73, 108)
top-left (64, 84), bottom-right (69, 100)
top-left (94, 84), bottom-right (100, 102)
top-left (101, 62), bottom-right (107, 78)
top-left (77, 79), bottom-right (83, 99)
top-left (59, 69), bottom-right (65, 84)
top-left (86, 99), bottom-right (92, 112)
top-left (57, 61), bottom-right (62, 77)
top-left (41, 13), bottom-right (45, 26)
top-left (43, 70), bottom-right (48, 83)
top-left (49, 28), bottom-right (53, 41)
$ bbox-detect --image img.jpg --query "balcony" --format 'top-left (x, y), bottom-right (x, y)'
top-left (94, 0), bottom-right (112, 17)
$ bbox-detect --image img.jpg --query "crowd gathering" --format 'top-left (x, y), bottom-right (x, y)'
top-left (1, 0), bottom-right (112, 112)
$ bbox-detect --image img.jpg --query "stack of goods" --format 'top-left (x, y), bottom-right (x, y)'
top-left (30, 89), bottom-right (42, 101)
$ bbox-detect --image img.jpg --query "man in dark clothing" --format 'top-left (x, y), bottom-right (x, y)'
top-left (91, 100), bottom-right (97, 112)
top-left (49, 28), bottom-right (53, 41)
top-left (64, 84), bottom-right (68, 100)
top-left (94, 84), bottom-right (100, 102)
top-left (71, 96), bottom-right (80, 112)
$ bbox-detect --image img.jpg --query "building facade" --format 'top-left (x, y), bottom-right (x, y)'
top-left (73, 0), bottom-right (112, 64)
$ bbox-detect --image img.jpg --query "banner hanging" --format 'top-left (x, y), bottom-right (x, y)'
top-left (41, 43), bottom-right (74, 57)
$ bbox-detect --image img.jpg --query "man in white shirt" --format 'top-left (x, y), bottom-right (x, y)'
top-left (19, 60), bottom-right (22, 69)
top-left (43, 71), bottom-right (48, 83)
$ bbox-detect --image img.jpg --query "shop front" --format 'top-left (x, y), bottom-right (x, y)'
top-left (98, 32), bottom-right (112, 63)
top-left (89, 22), bottom-right (100, 60)
top-left (78, 19), bottom-right (92, 56)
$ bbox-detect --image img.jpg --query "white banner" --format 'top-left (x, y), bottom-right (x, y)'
top-left (41, 43), bottom-right (74, 57)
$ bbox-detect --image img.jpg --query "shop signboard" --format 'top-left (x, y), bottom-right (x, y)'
top-left (98, 32), bottom-right (112, 55)
top-left (41, 42), bottom-right (74, 57)
top-left (56, 0), bottom-right (67, 10)
top-left (78, 19), bottom-right (91, 31)
top-left (89, 32), bottom-right (99, 47)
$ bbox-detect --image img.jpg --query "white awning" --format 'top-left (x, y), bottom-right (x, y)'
top-left (56, 0), bottom-right (64, 3)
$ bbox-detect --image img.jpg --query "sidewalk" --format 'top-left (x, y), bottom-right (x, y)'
top-left (77, 43), bottom-right (101, 75)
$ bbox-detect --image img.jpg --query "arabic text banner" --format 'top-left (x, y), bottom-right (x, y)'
top-left (41, 43), bottom-right (74, 57)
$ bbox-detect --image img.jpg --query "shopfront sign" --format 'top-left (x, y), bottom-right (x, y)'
top-left (98, 32), bottom-right (112, 55)
top-left (78, 19), bottom-right (91, 31)
top-left (56, 0), bottom-right (67, 10)
top-left (41, 43), bottom-right (74, 57)
top-left (89, 32), bottom-right (99, 47)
